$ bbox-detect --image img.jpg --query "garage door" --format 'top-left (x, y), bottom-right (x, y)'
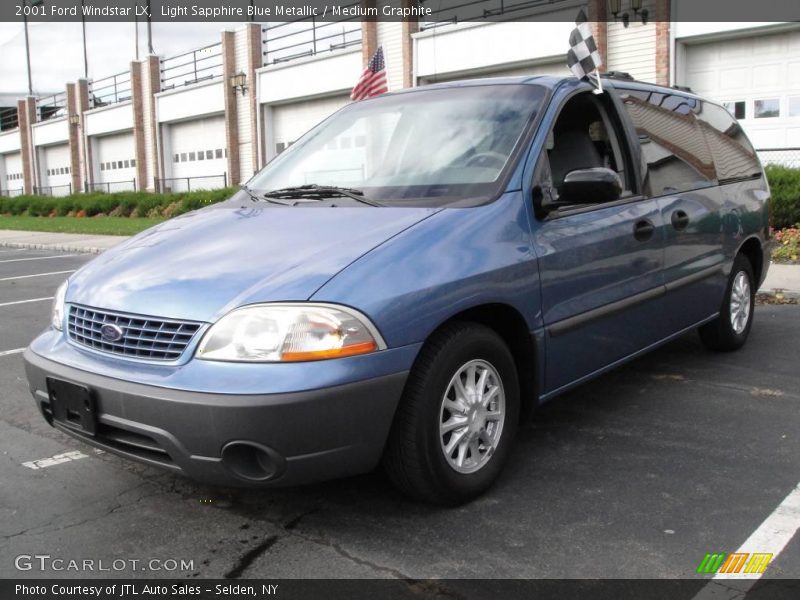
top-left (682, 29), bottom-right (800, 152)
top-left (270, 95), bottom-right (350, 160)
top-left (167, 116), bottom-right (227, 192)
top-left (40, 144), bottom-right (71, 196)
top-left (95, 132), bottom-right (136, 192)
top-left (1, 152), bottom-right (23, 196)
top-left (417, 60), bottom-right (570, 85)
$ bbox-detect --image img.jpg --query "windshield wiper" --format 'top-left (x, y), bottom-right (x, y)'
top-left (240, 185), bottom-right (294, 206)
top-left (263, 184), bottom-right (385, 207)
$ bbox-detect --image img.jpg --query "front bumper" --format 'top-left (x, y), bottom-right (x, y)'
top-left (24, 349), bottom-right (408, 487)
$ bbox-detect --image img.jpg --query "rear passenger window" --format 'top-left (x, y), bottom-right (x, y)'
top-left (696, 103), bottom-right (761, 184)
top-left (618, 89), bottom-right (716, 197)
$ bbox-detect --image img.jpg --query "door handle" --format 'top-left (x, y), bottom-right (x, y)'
top-left (633, 218), bottom-right (655, 242)
top-left (671, 209), bottom-right (690, 231)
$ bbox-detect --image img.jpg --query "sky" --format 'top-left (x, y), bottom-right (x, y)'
top-left (0, 21), bottom-right (241, 97)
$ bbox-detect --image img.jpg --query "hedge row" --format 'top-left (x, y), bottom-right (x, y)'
top-left (766, 165), bottom-right (800, 230)
top-left (0, 187), bottom-right (237, 219)
top-left (1, 167), bottom-right (799, 228)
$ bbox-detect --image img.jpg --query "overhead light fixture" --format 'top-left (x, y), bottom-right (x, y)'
top-left (631, 0), bottom-right (649, 25)
top-left (229, 72), bottom-right (247, 96)
top-left (68, 113), bottom-right (80, 126)
top-left (608, 0), bottom-right (630, 28)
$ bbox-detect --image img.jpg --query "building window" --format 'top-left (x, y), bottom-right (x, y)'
top-left (754, 99), bottom-right (780, 119)
top-left (206, 150), bottom-right (213, 160)
top-left (100, 163), bottom-right (105, 171)
top-left (215, 148), bottom-right (222, 158)
top-left (722, 101), bottom-right (746, 120)
top-left (275, 142), bottom-right (285, 154)
top-left (789, 96), bottom-right (800, 117)
top-left (124, 160), bottom-right (130, 168)
top-left (197, 150), bottom-right (204, 161)
top-left (131, 159), bottom-right (136, 167)
top-left (189, 152), bottom-right (196, 161)
top-left (180, 153), bottom-right (187, 162)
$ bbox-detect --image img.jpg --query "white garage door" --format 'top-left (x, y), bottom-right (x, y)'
top-left (682, 29), bottom-right (800, 153)
top-left (2, 152), bottom-right (23, 196)
top-left (270, 95), bottom-right (350, 160)
top-left (418, 60), bottom-right (570, 85)
top-left (40, 144), bottom-right (71, 196)
top-left (167, 116), bottom-right (227, 192)
top-left (95, 132), bottom-right (136, 192)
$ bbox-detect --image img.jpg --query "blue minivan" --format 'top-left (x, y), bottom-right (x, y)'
top-left (25, 74), bottom-right (771, 504)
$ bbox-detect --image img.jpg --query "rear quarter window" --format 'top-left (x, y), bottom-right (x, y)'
top-left (618, 88), bottom-right (716, 196)
top-left (696, 103), bottom-right (762, 184)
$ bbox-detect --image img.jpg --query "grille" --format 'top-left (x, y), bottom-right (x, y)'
top-left (67, 305), bottom-right (203, 361)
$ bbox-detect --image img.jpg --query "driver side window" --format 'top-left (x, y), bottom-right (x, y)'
top-left (538, 92), bottom-right (632, 206)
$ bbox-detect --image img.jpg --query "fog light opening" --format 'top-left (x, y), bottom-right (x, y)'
top-left (221, 441), bottom-right (285, 482)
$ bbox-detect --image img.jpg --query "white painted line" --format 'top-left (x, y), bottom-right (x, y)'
top-left (693, 481), bottom-right (800, 598)
top-left (0, 348), bottom-right (25, 357)
top-left (22, 450), bottom-right (89, 470)
top-left (0, 254), bottom-right (77, 264)
top-left (0, 269), bottom-right (75, 282)
top-left (0, 249), bottom-right (24, 254)
top-left (0, 296), bottom-right (53, 308)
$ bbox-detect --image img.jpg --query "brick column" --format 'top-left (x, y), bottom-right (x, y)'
top-left (362, 1), bottom-right (378, 66)
top-left (16, 97), bottom-right (36, 195)
top-left (76, 79), bottom-right (91, 190)
top-left (246, 23), bottom-right (261, 173)
top-left (587, 0), bottom-right (608, 67)
top-left (66, 83), bottom-right (82, 193)
top-left (130, 61), bottom-right (148, 191)
top-left (221, 30), bottom-right (241, 186)
top-left (655, 0), bottom-right (671, 86)
top-left (143, 55), bottom-right (162, 191)
top-left (402, 0), bottom-right (418, 88)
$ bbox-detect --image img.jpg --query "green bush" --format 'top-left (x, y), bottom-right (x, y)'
top-left (0, 188), bottom-right (237, 220)
top-left (766, 165), bottom-right (800, 230)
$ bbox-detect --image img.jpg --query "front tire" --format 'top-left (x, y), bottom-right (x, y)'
top-left (383, 322), bottom-right (520, 505)
top-left (698, 254), bottom-right (755, 352)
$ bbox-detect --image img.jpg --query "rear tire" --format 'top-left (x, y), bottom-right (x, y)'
top-left (383, 322), bottom-right (520, 505)
top-left (698, 254), bottom-right (755, 352)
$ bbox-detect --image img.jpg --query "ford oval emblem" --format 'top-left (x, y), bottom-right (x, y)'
top-left (100, 323), bottom-right (124, 342)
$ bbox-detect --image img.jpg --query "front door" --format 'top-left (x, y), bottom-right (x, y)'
top-left (531, 90), bottom-right (667, 395)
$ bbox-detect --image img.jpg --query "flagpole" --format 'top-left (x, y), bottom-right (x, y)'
top-left (594, 70), bottom-right (604, 95)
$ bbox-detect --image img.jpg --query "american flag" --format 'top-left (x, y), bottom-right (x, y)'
top-left (351, 46), bottom-right (388, 101)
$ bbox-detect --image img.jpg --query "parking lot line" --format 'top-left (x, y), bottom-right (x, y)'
top-left (0, 254), bottom-right (77, 264)
top-left (22, 451), bottom-right (89, 470)
top-left (0, 348), bottom-right (25, 357)
top-left (0, 269), bottom-right (76, 282)
top-left (694, 481), bottom-right (800, 598)
top-left (0, 297), bottom-right (53, 308)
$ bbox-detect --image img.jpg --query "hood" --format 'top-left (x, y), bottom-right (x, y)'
top-left (66, 199), bottom-right (440, 322)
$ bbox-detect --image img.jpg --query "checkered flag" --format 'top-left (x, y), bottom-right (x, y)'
top-left (566, 10), bottom-right (603, 85)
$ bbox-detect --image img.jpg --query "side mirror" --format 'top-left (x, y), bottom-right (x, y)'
top-left (559, 168), bottom-right (622, 205)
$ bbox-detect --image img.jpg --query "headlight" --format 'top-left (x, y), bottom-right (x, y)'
top-left (196, 303), bottom-right (385, 362)
top-left (51, 280), bottom-right (68, 331)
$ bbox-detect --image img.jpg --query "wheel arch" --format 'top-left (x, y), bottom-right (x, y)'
top-left (736, 235), bottom-right (765, 288)
top-left (419, 303), bottom-right (540, 417)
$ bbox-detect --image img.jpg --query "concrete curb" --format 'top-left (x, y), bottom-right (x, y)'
top-left (0, 241), bottom-right (105, 254)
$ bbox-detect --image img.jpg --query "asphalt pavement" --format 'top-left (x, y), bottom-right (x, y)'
top-left (1, 247), bottom-right (798, 588)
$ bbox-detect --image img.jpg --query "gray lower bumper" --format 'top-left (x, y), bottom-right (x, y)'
top-left (24, 349), bottom-right (407, 487)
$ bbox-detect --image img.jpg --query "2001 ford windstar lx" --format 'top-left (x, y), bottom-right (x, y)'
top-left (25, 74), bottom-right (771, 504)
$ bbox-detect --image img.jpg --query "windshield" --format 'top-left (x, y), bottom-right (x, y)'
top-left (248, 84), bottom-right (547, 206)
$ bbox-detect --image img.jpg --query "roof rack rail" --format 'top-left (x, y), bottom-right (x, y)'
top-left (672, 85), bottom-right (694, 93)
top-left (601, 71), bottom-right (634, 80)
